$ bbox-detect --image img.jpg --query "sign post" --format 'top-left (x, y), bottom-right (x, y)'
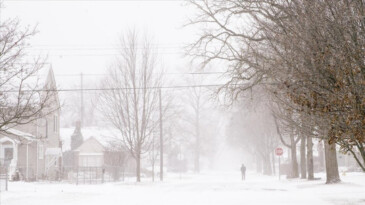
top-left (275, 147), bottom-right (283, 180)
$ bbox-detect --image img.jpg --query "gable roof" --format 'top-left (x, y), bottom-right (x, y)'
top-left (60, 126), bottom-right (123, 152)
top-left (0, 66), bottom-right (60, 143)
top-left (0, 128), bottom-right (36, 142)
top-left (0, 66), bottom-right (60, 112)
top-left (34, 66), bottom-right (60, 109)
top-left (44, 66), bottom-right (60, 109)
top-left (74, 137), bottom-right (105, 153)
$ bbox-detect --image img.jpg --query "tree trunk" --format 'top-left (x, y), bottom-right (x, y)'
top-left (307, 136), bottom-right (314, 180)
top-left (152, 159), bottom-right (155, 182)
top-left (262, 153), bottom-right (272, 175)
top-left (300, 135), bottom-right (307, 179)
top-left (324, 141), bottom-right (340, 184)
top-left (318, 141), bottom-right (325, 171)
top-left (194, 106), bottom-right (200, 173)
top-left (271, 152), bottom-right (276, 175)
top-left (256, 153), bottom-right (263, 173)
top-left (136, 155), bottom-right (141, 182)
top-left (290, 134), bottom-right (299, 178)
top-left (194, 137), bottom-right (200, 173)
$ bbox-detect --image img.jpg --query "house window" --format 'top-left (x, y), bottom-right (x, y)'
top-left (3, 147), bottom-right (13, 166)
top-left (4, 148), bottom-right (13, 160)
top-left (38, 144), bottom-right (44, 159)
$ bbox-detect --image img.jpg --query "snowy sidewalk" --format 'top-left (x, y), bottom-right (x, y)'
top-left (1, 172), bottom-right (364, 205)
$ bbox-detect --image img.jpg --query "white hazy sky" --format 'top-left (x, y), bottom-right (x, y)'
top-left (2, 0), bottom-right (199, 88)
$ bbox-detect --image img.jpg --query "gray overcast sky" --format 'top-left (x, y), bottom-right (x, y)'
top-left (2, 0), bottom-right (198, 88)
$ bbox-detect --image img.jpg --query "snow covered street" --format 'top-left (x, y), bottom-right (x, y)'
top-left (1, 172), bottom-right (365, 205)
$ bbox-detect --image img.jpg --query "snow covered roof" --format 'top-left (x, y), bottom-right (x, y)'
top-left (1, 67), bottom-right (50, 92)
top-left (74, 137), bottom-right (106, 153)
top-left (0, 66), bottom-right (55, 108)
top-left (24, 67), bottom-right (51, 89)
top-left (60, 126), bottom-right (123, 152)
top-left (1, 128), bottom-right (36, 141)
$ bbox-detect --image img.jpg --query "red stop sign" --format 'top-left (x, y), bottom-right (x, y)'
top-left (275, 148), bottom-right (283, 156)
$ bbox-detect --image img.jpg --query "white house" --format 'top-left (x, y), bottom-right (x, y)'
top-left (0, 67), bottom-right (61, 181)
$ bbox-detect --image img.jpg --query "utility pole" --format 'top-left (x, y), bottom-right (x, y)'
top-left (195, 104), bottom-right (200, 173)
top-left (152, 132), bottom-right (155, 182)
top-left (159, 88), bottom-right (163, 181)
top-left (80, 73), bottom-right (84, 127)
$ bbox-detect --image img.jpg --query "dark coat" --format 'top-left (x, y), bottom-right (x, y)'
top-left (241, 165), bottom-right (246, 173)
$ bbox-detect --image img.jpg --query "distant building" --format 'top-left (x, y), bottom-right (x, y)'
top-left (0, 67), bottom-right (61, 181)
top-left (61, 127), bottom-right (132, 182)
top-left (75, 137), bottom-right (105, 168)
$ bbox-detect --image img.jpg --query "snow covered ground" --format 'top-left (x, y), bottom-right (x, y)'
top-left (1, 171), bottom-right (365, 205)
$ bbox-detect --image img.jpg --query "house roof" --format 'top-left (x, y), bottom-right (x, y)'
top-left (0, 127), bottom-right (36, 142)
top-left (60, 126), bottom-right (123, 152)
top-left (2, 66), bottom-right (50, 92)
top-left (24, 67), bottom-right (51, 89)
top-left (28, 66), bottom-right (60, 108)
top-left (0, 66), bottom-right (58, 142)
top-left (0, 66), bottom-right (59, 112)
top-left (74, 137), bottom-right (105, 153)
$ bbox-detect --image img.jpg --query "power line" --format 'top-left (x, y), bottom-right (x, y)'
top-left (26, 46), bottom-right (185, 50)
top-left (23, 44), bottom-right (191, 54)
top-left (30, 43), bottom-right (185, 47)
top-left (51, 72), bottom-right (225, 77)
top-left (28, 52), bottom-right (184, 57)
top-left (5, 0), bottom-right (189, 1)
top-left (29, 72), bottom-right (225, 77)
top-left (2, 83), bottom-right (237, 93)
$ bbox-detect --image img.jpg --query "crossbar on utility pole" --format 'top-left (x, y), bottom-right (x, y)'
top-left (159, 88), bottom-right (163, 181)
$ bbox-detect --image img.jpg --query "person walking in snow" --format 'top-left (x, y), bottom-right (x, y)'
top-left (240, 164), bottom-right (246, 180)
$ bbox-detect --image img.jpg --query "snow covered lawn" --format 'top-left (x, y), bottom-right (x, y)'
top-left (1, 172), bottom-right (365, 205)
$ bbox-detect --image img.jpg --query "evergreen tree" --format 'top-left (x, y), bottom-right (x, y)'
top-left (71, 121), bottom-right (83, 151)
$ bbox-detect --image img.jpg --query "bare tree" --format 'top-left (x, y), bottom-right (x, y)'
top-left (104, 140), bottom-right (130, 182)
top-left (182, 75), bottom-right (211, 173)
top-left (225, 86), bottom-right (279, 176)
top-left (0, 19), bottom-right (56, 137)
top-left (270, 91), bottom-right (319, 179)
top-left (98, 29), bottom-right (162, 182)
top-left (187, 0), bottom-right (365, 183)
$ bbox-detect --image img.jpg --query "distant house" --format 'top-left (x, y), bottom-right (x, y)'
top-left (61, 127), bottom-right (131, 182)
top-left (75, 137), bottom-right (105, 168)
top-left (0, 67), bottom-right (61, 181)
